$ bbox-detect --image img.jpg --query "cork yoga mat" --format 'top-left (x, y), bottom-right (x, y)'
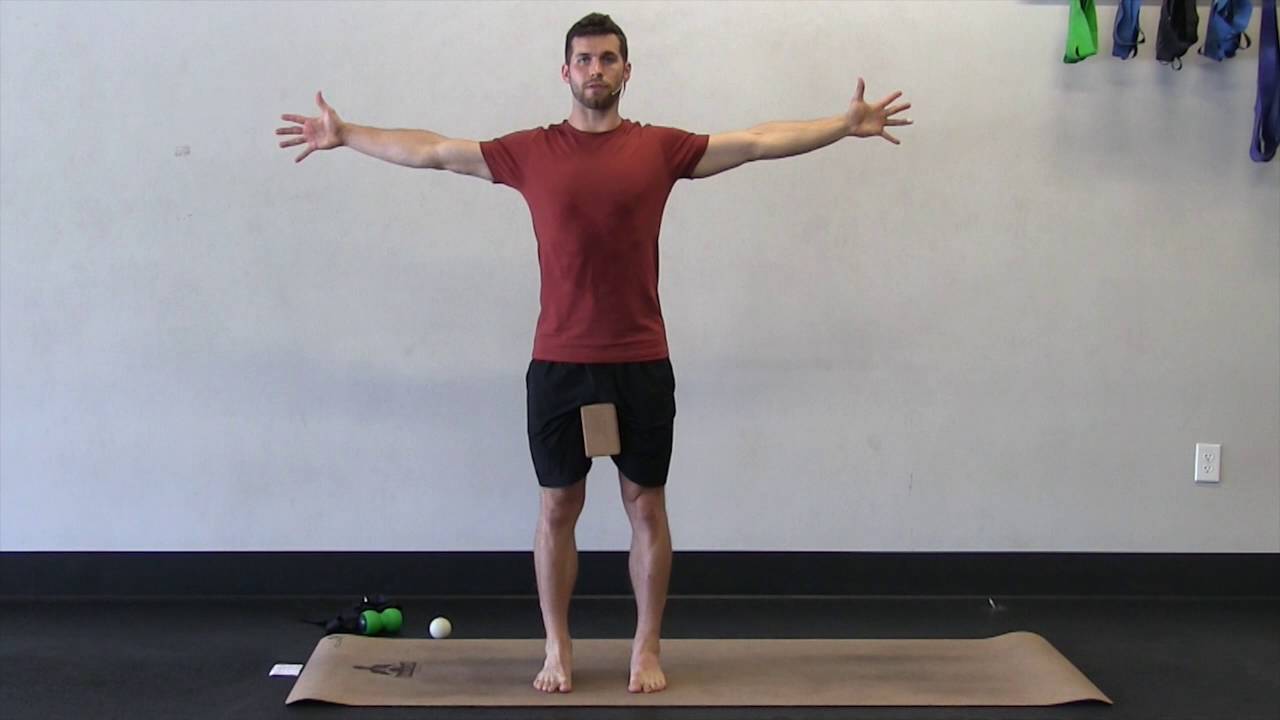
top-left (285, 631), bottom-right (1112, 707)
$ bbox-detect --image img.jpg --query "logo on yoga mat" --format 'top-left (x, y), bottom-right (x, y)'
top-left (352, 661), bottom-right (417, 678)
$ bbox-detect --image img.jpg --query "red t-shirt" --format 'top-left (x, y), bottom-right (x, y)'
top-left (480, 120), bottom-right (709, 363)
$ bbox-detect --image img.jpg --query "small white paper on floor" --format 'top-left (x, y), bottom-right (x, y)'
top-left (269, 663), bottom-right (304, 677)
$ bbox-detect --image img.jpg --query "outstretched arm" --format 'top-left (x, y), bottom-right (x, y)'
top-left (691, 78), bottom-right (911, 179)
top-left (276, 91), bottom-right (492, 180)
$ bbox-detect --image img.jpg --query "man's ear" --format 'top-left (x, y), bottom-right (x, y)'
top-left (561, 64), bottom-right (570, 84)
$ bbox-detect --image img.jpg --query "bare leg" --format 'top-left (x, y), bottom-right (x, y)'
top-left (620, 471), bottom-right (671, 693)
top-left (532, 480), bottom-right (586, 693)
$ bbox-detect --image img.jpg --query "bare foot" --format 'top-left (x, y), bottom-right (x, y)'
top-left (533, 642), bottom-right (573, 693)
top-left (629, 649), bottom-right (667, 693)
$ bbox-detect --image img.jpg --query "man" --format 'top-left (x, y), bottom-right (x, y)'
top-left (276, 12), bottom-right (910, 695)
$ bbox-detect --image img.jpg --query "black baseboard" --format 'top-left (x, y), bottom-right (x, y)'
top-left (2, 551), bottom-right (1277, 598)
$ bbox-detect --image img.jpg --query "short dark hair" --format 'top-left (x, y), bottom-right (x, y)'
top-left (564, 13), bottom-right (628, 64)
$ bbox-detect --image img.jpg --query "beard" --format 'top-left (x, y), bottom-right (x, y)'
top-left (572, 80), bottom-right (621, 110)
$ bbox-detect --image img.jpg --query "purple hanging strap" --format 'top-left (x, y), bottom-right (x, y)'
top-left (1252, 0), bottom-right (1278, 161)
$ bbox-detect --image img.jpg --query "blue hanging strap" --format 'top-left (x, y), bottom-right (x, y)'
top-left (1201, 0), bottom-right (1255, 61)
top-left (1113, 0), bottom-right (1146, 59)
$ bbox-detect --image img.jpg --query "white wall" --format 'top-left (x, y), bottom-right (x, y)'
top-left (1, 1), bottom-right (1276, 552)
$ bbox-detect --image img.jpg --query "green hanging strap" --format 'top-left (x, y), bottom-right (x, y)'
top-left (1065, 0), bottom-right (1100, 63)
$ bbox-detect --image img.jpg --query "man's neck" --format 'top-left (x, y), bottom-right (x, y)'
top-left (567, 105), bottom-right (623, 133)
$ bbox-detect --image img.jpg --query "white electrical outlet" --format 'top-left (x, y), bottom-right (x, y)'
top-left (1194, 443), bottom-right (1221, 484)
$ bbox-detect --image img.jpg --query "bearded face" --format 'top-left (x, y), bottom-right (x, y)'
top-left (563, 35), bottom-right (629, 111)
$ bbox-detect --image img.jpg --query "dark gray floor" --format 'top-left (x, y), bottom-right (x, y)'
top-left (1, 595), bottom-right (1276, 719)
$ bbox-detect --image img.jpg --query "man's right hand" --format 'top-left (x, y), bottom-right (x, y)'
top-left (276, 91), bottom-right (344, 163)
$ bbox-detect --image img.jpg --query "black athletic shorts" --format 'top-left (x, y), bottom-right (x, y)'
top-left (525, 358), bottom-right (676, 489)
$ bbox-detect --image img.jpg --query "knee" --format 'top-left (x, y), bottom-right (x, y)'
top-left (540, 484), bottom-right (585, 528)
top-left (623, 489), bottom-right (666, 527)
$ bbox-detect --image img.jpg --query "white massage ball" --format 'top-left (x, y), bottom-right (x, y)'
top-left (429, 616), bottom-right (452, 639)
